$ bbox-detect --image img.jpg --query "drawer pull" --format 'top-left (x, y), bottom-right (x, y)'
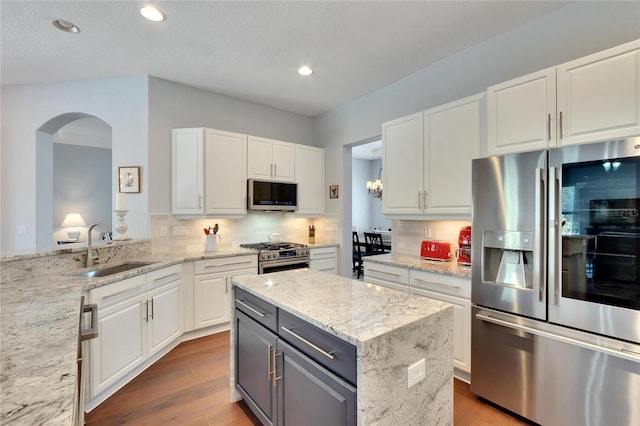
top-left (368, 269), bottom-right (400, 278)
top-left (414, 277), bottom-right (461, 290)
top-left (205, 260), bottom-right (255, 268)
top-left (235, 299), bottom-right (266, 317)
top-left (102, 284), bottom-right (144, 301)
top-left (280, 326), bottom-right (335, 360)
top-left (149, 272), bottom-right (180, 287)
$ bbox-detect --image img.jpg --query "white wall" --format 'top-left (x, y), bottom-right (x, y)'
top-left (147, 77), bottom-right (315, 214)
top-left (352, 158), bottom-right (390, 233)
top-left (1, 76), bottom-right (149, 254)
top-left (351, 158), bottom-right (370, 232)
top-left (53, 144), bottom-right (112, 243)
top-left (314, 1), bottom-right (640, 276)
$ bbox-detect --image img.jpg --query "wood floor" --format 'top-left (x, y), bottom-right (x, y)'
top-left (86, 332), bottom-right (533, 426)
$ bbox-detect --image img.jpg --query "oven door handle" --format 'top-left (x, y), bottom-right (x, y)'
top-left (476, 311), bottom-right (640, 363)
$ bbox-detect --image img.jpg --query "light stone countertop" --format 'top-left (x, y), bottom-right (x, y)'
top-left (231, 268), bottom-right (451, 348)
top-left (0, 247), bottom-right (257, 425)
top-left (363, 252), bottom-right (471, 279)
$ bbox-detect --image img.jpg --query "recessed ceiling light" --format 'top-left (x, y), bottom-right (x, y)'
top-left (140, 6), bottom-right (165, 22)
top-left (52, 19), bottom-right (80, 33)
top-left (298, 66), bottom-right (313, 76)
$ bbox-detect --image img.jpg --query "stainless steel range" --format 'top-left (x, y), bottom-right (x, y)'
top-left (240, 242), bottom-right (310, 274)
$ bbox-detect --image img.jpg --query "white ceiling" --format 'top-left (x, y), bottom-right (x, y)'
top-left (1, 1), bottom-right (573, 117)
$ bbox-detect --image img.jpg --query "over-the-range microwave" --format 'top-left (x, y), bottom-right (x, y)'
top-left (247, 179), bottom-right (298, 211)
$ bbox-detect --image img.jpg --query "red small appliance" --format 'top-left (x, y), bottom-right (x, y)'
top-left (420, 240), bottom-right (452, 261)
top-left (456, 226), bottom-right (472, 265)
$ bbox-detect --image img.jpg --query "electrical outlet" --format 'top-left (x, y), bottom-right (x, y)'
top-left (172, 225), bottom-right (187, 236)
top-left (159, 226), bottom-right (168, 237)
top-left (16, 225), bottom-right (27, 236)
top-left (407, 358), bottom-right (426, 389)
top-left (424, 227), bottom-right (431, 238)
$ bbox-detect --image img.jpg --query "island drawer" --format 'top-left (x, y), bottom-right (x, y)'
top-left (234, 287), bottom-right (277, 332)
top-left (279, 309), bottom-right (357, 385)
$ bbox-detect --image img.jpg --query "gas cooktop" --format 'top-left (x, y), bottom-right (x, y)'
top-left (240, 242), bottom-right (307, 251)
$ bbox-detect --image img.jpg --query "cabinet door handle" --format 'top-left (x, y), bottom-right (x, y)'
top-left (145, 300), bottom-right (150, 322)
top-left (235, 299), bottom-right (266, 317)
top-left (271, 348), bottom-right (281, 386)
top-left (547, 113), bottom-right (551, 141)
top-left (150, 298), bottom-right (155, 320)
top-left (417, 191), bottom-right (422, 209)
top-left (559, 111), bottom-right (564, 139)
top-left (198, 194), bottom-right (202, 210)
top-left (274, 164), bottom-right (277, 177)
top-left (267, 345), bottom-right (273, 381)
top-left (280, 327), bottom-right (335, 360)
top-left (424, 191), bottom-right (428, 208)
top-left (414, 277), bottom-right (461, 290)
top-left (270, 163), bottom-right (274, 177)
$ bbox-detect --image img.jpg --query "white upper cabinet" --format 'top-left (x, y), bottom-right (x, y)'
top-left (247, 136), bottom-right (295, 182)
top-left (383, 94), bottom-right (482, 218)
top-left (294, 144), bottom-right (325, 216)
top-left (203, 128), bottom-right (247, 215)
top-left (424, 94), bottom-right (482, 215)
top-left (382, 112), bottom-right (424, 215)
top-left (487, 68), bottom-right (556, 155)
top-left (172, 128), bottom-right (204, 214)
top-left (487, 40), bottom-right (640, 155)
top-left (557, 40), bottom-right (640, 146)
top-left (172, 128), bottom-right (247, 216)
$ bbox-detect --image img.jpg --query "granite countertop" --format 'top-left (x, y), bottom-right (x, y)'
top-left (0, 247), bottom-right (257, 425)
top-left (363, 253), bottom-right (471, 279)
top-left (231, 269), bottom-right (451, 348)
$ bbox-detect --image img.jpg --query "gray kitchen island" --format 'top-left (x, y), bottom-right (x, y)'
top-left (230, 269), bottom-right (453, 426)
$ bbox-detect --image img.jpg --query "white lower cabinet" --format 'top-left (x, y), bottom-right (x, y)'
top-left (363, 260), bottom-right (471, 380)
top-left (309, 246), bottom-right (338, 274)
top-left (409, 270), bottom-right (471, 377)
top-left (192, 256), bottom-right (258, 330)
top-left (87, 265), bottom-right (182, 404)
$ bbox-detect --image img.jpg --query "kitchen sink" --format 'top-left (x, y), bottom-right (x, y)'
top-left (74, 261), bottom-right (157, 278)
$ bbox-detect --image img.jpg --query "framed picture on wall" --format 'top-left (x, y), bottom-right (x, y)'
top-left (329, 185), bottom-right (339, 199)
top-left (118, 166), bottom-right (141, 193)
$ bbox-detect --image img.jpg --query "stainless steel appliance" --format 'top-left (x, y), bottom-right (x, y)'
top-left (240, 242), bottom-right (310, 274)
top-left (247, 179), bottom-right (298, 211)
top-left (471, 138), bottom-right (640, 425)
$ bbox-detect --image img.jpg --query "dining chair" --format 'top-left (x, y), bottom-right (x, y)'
top-left (352, 231), bottom-right (364, 279)
top-left (364, 232), bottom-right (386, 255)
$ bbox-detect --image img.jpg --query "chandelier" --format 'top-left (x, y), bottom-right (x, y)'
top-left (366, 165), bottom-right (383, 199)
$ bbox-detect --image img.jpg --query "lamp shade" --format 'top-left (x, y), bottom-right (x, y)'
top-left (61, 213), bottom-right (86, 228)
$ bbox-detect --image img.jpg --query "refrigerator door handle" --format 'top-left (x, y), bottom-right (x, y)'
top-left (534, 167), bottom-right (546, 303)
top-left (475, 311), bottom-right (640, 363)
top-left (548, 166), bottom-right (561, 304)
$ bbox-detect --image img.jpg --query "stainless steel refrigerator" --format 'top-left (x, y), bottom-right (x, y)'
top-left (471, 138), bottom-right (640, 425)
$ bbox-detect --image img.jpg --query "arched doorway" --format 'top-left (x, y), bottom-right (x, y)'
top-left (36, 113), bottom-right (112, 250)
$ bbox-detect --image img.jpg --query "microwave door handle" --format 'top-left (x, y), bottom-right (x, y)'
top-left (548, 166), bottom-right (561, 305)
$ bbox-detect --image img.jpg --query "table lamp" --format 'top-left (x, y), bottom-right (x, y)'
top-left (61, 213), bottom-right (86, 241)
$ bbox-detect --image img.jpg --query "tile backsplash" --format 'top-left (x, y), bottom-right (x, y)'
top-left (393, 219), bottom-right (471, 256)
top-left (150, 213), bottom-right (339, 253)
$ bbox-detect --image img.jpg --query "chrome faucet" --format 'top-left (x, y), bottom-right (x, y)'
top-left (86, 222), bottom-right (113, 267)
